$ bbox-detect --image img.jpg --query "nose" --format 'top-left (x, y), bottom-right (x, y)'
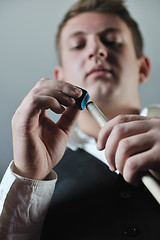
top-left (89, 48), bottom-right (107, 60)
top-left (88, 37), bottom-right (107, 62)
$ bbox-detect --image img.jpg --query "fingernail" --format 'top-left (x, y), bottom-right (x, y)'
top-left (74, 87), bottom-right (82, 95)
top-left (109, 165), bottom-right (115, 172)
top-left (97, 141), bottom-right (102, 150)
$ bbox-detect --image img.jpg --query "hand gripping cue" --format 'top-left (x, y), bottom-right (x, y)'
top-left (86, 101), bottom-right (160, 204)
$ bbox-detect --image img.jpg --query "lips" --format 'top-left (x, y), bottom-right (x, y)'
top-left (86, 65), bottom-right (112, 78)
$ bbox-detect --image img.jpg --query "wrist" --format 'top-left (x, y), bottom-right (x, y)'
top-left (12, 162), bottom-right (57, 181)
top-left (12, 162), bottom-right (49, 180)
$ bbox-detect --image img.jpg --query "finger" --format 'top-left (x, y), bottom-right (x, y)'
top-left (21, 95), bottom-right (66, 121)
top-left (14, 80), bottom-right (82, 133)
top-left (32, 88), bottom-right (76, 108)
top-left (37, 96), bottom-right (67, 114)
top-left (105, 120), bottom-right (151, 171)
top-left (123, 148), bottom-right (157, 185)
top-left (97, 114), bottom-right (146, 150)
top-left (57, 107), bottom-right (80, 135)
top-left (36, 78), bottom-right (82, 99)
top-left (115, 131), bottom-right (153, 174)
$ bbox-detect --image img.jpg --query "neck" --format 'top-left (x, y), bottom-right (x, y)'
top-left (78, 109), bottom-right (101, 140)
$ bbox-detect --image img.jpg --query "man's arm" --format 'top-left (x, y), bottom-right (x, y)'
top-left (0, 78), bottom-right (82, 238)
top-left (0, 162), bottom-right (57, 239)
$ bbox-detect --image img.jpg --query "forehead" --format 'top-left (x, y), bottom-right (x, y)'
top-left (61, 12), bottom-right (132, 41)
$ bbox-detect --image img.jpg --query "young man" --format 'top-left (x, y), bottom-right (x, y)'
top-left (1, 0), bottom-right (160, 239)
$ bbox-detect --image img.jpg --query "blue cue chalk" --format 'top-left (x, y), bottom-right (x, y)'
top-left (75, 87), bottom-right (90, 110)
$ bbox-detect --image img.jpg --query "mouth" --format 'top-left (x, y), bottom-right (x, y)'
top-left (86, 66), bottom-right (112, 78)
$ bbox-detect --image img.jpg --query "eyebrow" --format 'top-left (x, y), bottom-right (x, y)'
top-left (68, 27), bottom-right (122, 39)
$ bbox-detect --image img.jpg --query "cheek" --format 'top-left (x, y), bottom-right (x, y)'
top-left (119, 48), bottom-right (139, 80)
top-left (62, 52), bottom-right (85, 85)
top-left (120, 63), bottom-right (140, 96)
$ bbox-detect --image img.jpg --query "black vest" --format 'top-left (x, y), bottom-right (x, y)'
top-left (41, 148), bottom-right (160, 240)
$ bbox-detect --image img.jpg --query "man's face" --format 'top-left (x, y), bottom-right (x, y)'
top-left (56, 12), bottom-right (143, 109)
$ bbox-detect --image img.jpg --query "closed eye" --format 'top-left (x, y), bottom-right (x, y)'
top-left (69, 35), bottom-right (86, 50)
top-left (105, 40), bottom-right (122, 48)
top-left (72, 42), bottom-right (86, 50)
top-left (100, 30), bottom-right (123, 50)
top-left (100, 35), bottom-right (122, 48)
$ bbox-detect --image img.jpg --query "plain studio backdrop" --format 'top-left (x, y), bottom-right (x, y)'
top-left (0, 0), bottom-right (160, 180)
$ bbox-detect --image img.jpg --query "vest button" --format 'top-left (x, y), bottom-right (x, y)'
top-left (124, 226), bottom-right (139, 237)
top-left (120, 191), bottom-right (131, 199)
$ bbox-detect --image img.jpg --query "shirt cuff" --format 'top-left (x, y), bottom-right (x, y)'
top-left (0, 161), bottom-right (57, 237)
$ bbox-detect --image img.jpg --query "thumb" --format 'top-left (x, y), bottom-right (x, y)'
top-left (57, 107), bottom-right (80, 135)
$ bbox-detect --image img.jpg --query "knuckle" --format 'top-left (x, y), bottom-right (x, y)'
top-left (29, 87), bottom-right (42, 105)
top-left (31, 87), bottom-right (39, 95)
top-left (119, 138), bottom-right (130, 152)
top-left (124, 158), bottom-right (137, 183)
top-left (116, 114), bottom-right (127, 124)
top-left (113, 124), bottom-right (124, 137)
top-left (60, 82), bottom-right (78, 95)
top-left (29, 92), bottom-right (39, 106)
top-left (36, 80), bottom-right (42, 88)
top-left (61, 82), bottom-right (72, 92)
top-left (127, 158), bottom-right (137, 171)
top-left (36, 78), bottom-right (48, 87)
top-left (40, 77), bottom-right (49, 81)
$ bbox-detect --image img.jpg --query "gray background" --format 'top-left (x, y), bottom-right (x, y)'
top-left (0, 0), bottom-right (160, 180)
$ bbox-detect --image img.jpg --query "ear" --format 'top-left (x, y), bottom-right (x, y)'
top-left (138, 55), bottom-right (151, 83)
top-left (54, 66), bottom-right (64, 81)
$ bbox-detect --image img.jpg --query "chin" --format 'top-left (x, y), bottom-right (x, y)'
top-left (88, 84), bottom-right (113, 103)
